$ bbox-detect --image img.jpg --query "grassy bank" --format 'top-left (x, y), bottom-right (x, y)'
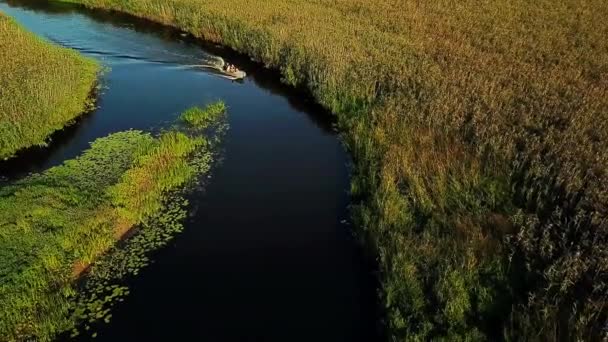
top-left (0, 120), bottom-right (215, 340)
top-left (59, 0), bottom-right (608, 340)
top-left (0, 12), bottom-right (99, 159)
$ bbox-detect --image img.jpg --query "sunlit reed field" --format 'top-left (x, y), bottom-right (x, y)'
top-left (0, 128), bottom-right (208, 340)
top-left (0, 12), bottom-right (99, 159)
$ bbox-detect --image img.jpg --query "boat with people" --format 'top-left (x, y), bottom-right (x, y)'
top-left (221, 61), bottom-right (246, 80)
top-left (207, 56), bottom-right (246, 80)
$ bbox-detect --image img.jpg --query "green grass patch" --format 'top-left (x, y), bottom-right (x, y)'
top-left (55, 0), bottom-right (608, 339)
top-left (0, 106), bottom-right (222, 340)
top-left (180, 101), bottom-right (226, 128)
top-left (68, 198), bottom-right (189, 339)
top-left (0, 12), bottom-right (99, 159)
top-left (68, 132), bottom-right (216, 339)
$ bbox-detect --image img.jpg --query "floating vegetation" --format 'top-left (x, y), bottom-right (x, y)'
top-left (0, 106), bottom-right (227, 340)
top-left (68, 120), bottom-right (223, 339)
top-left (180, 101), bottom-right (227, 129)
top-left (68, 198), bottom-right (188, 339)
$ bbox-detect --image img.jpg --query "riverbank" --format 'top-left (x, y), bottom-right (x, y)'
top-left (58, 0), bottom-right (608, 339)
top-left (0, 12), bottom-right (99, 159)
top-left (0, 106), bottom-right (219, 340)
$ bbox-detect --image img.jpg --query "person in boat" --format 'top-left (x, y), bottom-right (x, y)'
top-left (224, 63), bottom-right (236, 73)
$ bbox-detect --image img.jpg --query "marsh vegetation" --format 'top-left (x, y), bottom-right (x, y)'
top-left (0, 12), bottom-right (98, 159)
top-left (0, 101), bottom-right (225, 340)
top-left (59, 0), bottom-right (608, 340)
top-left (180, 101), bottom-right (226, 129)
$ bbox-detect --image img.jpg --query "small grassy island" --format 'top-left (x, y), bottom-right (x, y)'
top-left (0, 13), bottom-right (99, 159)
top-left (180, 100), bottom-right (226, 128)
top-left (0, 105), bottom-right (224, 340)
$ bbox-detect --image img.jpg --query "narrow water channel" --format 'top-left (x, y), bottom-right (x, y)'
top-left (0, 1), bottom-right (380, 340)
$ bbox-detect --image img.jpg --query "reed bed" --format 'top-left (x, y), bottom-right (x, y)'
top-left (0, 12), bottom-right (99, 159)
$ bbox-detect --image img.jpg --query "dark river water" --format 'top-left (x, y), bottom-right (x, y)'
top-left (0, 1), bottom-right (380, 341)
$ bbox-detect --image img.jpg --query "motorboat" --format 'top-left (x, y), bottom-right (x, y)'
top-left (209, 57), bottom-right (246, 80)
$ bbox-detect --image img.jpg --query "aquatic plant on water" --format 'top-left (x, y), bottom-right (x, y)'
top-left (0, 106), bottom-right (227, 340)
top-left (180, 101), bottom-right (227, 129)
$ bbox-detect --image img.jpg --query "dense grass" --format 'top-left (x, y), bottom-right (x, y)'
top-left (0, 12), bottom-right (99, 159)
top-left (58, 0), bottom-right (608, 340)
top-left (68, 128), bottom-right (217, 339)
top-left (0, 128), bottom-right (206, 340)
top-left (180, 101), bottom-right (226, 128)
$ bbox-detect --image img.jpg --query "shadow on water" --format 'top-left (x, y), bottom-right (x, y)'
top-left (0, 0), bottom-right (384, 340)
top-left (0, 109), bottom-right (95, 181)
